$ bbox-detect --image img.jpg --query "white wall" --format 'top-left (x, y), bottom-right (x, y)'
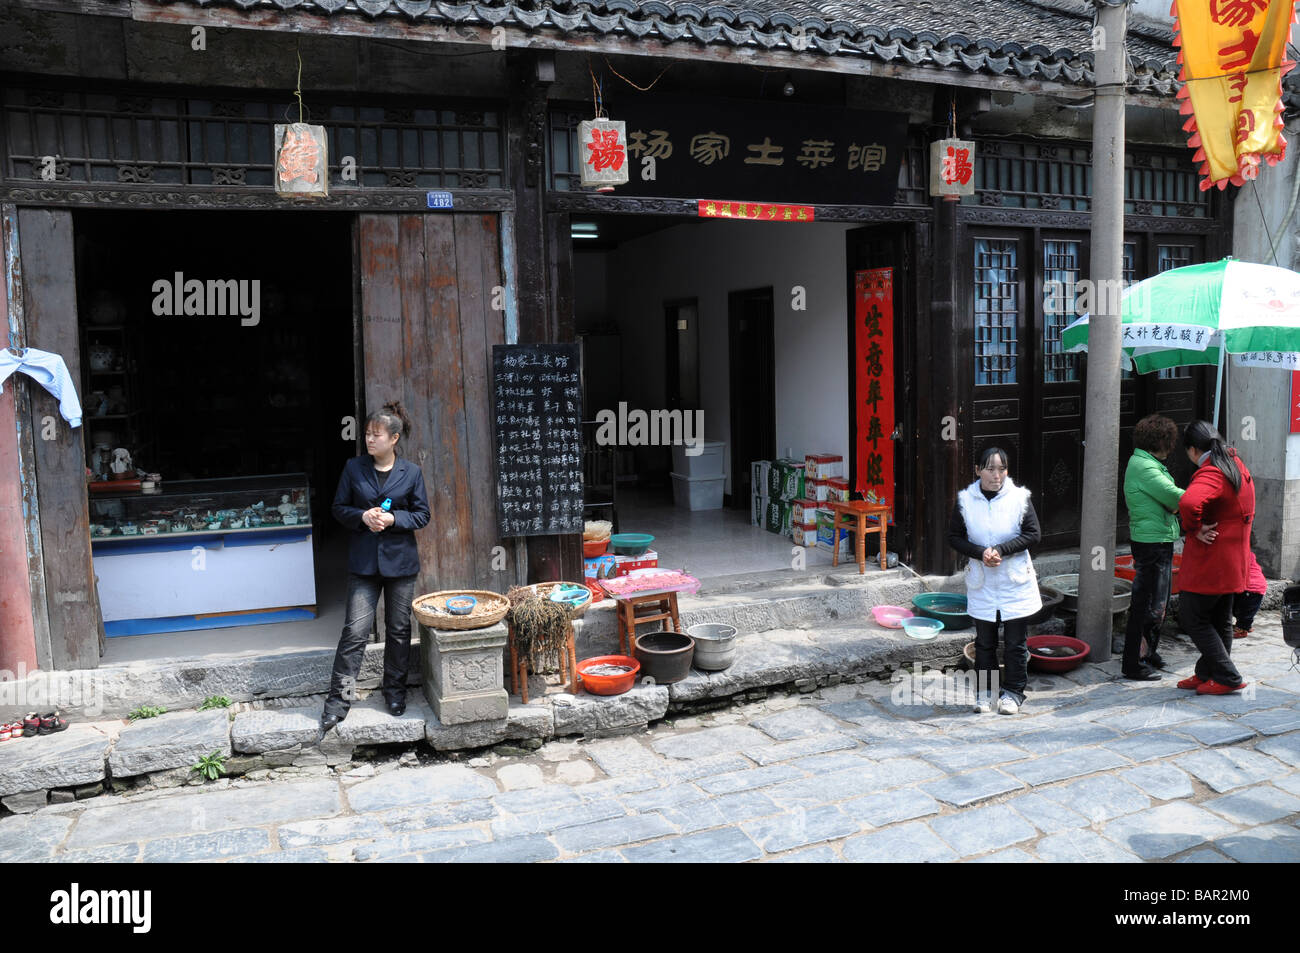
top-left (582, 219), bottom-right (855, 495)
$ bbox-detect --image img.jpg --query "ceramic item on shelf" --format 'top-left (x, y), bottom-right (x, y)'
top-left (227, 516), bottom-right (245, 529)
top-left (283, 512), bottom-right (299, 525)
top-left (121, 521), bottom-right (138, 536)
top-left (170, 522), bottom-right (189, 534)
top-left (140, 480), bottom-right (156, 493)
top-left (88, 345), bottom-right (118, 373)
top-left (189, 517), bottom-right (207, 532)
top-left (110, 448), bottom-right (133, 479)
top-left (141, 521), bottom-right (161, 536)
top-left (88, 391), bottom-right (109, 417)
top-left (96, 524), bottom-right (114, 537)
top-left (277, 494), bottom-right (295, 517)
top-left (207, 519), bottom-right (223, 531)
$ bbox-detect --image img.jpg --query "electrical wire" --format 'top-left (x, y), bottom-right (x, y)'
top-left (602, 55), bottom-right (673, 92)
top-left (1253, 179), bottom-right (1281, 267)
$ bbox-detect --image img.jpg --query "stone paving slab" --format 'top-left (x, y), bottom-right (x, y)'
top-left (1212, 823), bottom-right (1300, 862)
top-left (742, 732), bottom-right (858, 766)
top-left (697, 764), bottom-right (804, 796)
top-left (1121, 764), bottom-right (1196, 802)
top-left (1176, 748), bottom-right (1290, 793)
top-left (750, 706), bottom-right (845, 740)
top-left (1006, 793), bottom-right (1089, 834)
top-left (230, 706), bottom-right (321, 753)
top-left (1171, 719), bottom-right (1257, 747)
top-left (741, 804), bottom-right (860, 854)
top-left (1004, 747), bottom-right (1129, 787)
top-left (1095, 702), bottom-right (1200, 734)
top-left (969, 848), bottom-right (1038, 863)
top-left (658, 790), bottom-right (783, 834)
top-left (1041, 775), bottom-right (1150, 824)
top-left (1101, 803), bottom-right (1239, 860)
top-left (553, 685), bottom-right (669, 736)
top-left (766, 758), bottom-right (940, 806)
top-left (141, 827), bottom-right (271, 863)
top-left (109, 709), bottom-right (232, 778)
top-left (0, 724), bottom-right (115, 797)
top-left (1033, 829), bottom-right (1141, 863)
top-left (421, 835), bottom-right (559, 863)
top-left (651, 724), bottom-right (769, 760)
top-left (277, 816), bottom-right (388, 849)
top-left (840, 788), bottom-right (941, 827)
top-left (374, 800), bottom-right (497, 832)
top-left (1255, 731), bottom-right (1300, 768)
top-left (66, 780), bottom-right (341, 850)
top-left (928, 803), bottom-right (1037, 857)
top-left (332, 695), bottom-right (430, 746)
top-left (1103, 731), bottom-right (1200, 763)
top-left (1201, 786), bottom-right (1300, 826)
top-left (841, 821), bottom-right (958, 863)
top-left (552, 813), bottom-right (676, 852)
top-left (353, 827), bottom-right (491, 861)
top-left (621, 826), bottom-right (763, 863)
top-left (920, 742), bottom-right (1030, 774)
top-left (1237, 708), bottom-right (1300, 736)
top-left (0, 813), bottom-right (74, 862)
top-left (346, 764), bottom-right (498, 812)
top-left (490, 800), bottom-right (625, 839)
top-left (1175, 848), bottom-right (1235, 863)
top-left (584, 737), bottom-right (664, 777)
top-left (923, 769), bottom-right (1024, 808)
top-left (1009, 724), bottom-right (1125, 756)
top-left (768, 845), bottom-right (840, 863)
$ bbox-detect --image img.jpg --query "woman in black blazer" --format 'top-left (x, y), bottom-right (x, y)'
top-left (321, 401), bottom-right (431, 732)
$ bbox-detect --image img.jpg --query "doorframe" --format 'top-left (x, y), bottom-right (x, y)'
top-left (728, 286), bottom-right (776, 507)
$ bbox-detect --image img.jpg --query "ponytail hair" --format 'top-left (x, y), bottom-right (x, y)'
top-left (367, 400), bottom-right (412, 453)
top-left (1183, 419), bottom-right (1240, 492)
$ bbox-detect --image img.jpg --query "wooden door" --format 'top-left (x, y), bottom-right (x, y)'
top-left (358, 213), bottom-right (508, 595)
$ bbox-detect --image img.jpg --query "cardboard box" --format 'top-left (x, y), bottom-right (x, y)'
top-left (791, 497), bottom-right (819, 525)
top-left (793, 523), bottom-right (818, 547)
top-left (583, 554), bottom-right (618, 582)
top-left (808, 478), bottom-right (831, 502)
top-left (751, 460), bottom-right (771, 496)
top-left (828, 477), bottom-right (850, 503)
top-left (816, 510), bottom-right (853, 550)
top-left (767, 458), bottom-right (803, 501)
top-left (805, 453), bottom-right (845, 480)
top-left (765, 500), bottom-right (792, 535)
top-left (816, 536), bottom-right (853, 556)
top-left (615, 550), bottom-right (659, 575)
top-left (751, 492), bottom-right (769, 527)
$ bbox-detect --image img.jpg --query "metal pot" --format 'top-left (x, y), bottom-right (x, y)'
top-left (633, 631), bottom-right (696, 684)
top-left (687, 623), bottom-right (738, 671)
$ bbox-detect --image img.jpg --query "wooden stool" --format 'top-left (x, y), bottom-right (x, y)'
top-left (614, 590), bottom-right (681, 654)
top-left (828, 500), bottom-right (891, 574)
top-left (507, 619), bottom-right (578, 703)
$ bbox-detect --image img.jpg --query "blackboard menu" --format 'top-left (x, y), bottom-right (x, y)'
top-left (492, 343), bottom-right (583, 537)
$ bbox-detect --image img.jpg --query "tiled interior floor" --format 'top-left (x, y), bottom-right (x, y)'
top-left (612, 485), bottom-right (871, 580)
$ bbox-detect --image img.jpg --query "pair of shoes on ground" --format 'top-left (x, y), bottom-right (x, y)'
top-left (1176, 674), bottom-right (1248, 695)
top-left (973, 694), bottom-right (1020, 715)
top-left (0, 711), bottom-right (68, 741)
top-left (319, 699), bottom-right (406, 735)
top-left (1123, 665), bottom-right (1162, 681)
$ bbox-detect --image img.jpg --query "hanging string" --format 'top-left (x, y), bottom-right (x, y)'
top-left (295, 39), bottom-right (305, 124)
top-left (588, 62), bottom-right (606, 120)
top-left (602, 55), bottom-right (673, 92)
top-left (948, 94), bottom-right (957, 139)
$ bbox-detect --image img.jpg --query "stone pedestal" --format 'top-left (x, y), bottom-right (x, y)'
top-left (419, 621), bottom-right (509, 725)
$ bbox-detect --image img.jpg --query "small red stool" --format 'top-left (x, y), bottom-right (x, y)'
top-left (827, 500), bottom-right (891, 574)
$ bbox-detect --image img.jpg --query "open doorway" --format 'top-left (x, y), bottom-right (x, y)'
top-left (73, 210), bottom-right (355, 657)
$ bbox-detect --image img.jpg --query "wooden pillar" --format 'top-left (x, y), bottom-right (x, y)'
top-left (925, 194), bottom-right (965, 575)
top-left (508, 51), bottom-right (582, 583)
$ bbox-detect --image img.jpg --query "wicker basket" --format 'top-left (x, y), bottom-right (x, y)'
top-left (413, 590), bottom-right (510, 630)
top-left (530, 581), bottom-right (594, 619)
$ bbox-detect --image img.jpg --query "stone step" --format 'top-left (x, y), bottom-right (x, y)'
top-left (0, 723), bottom-right (119, 800)
top-left (108, 709), bottom-right (232, 779)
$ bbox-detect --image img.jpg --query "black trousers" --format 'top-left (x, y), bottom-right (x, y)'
top-left (1179, 590), bottom-right (1242, 687)
top-left (324, 572), bottom-right (418, 719)
top-left (974, 611), bottom-right (1029, 703)
top-left (1233, 590), bottom-right (1264, 632)
top-left (1123, 540), bottom-right (1173, 674)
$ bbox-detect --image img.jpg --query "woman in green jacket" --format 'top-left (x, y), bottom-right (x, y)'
top-left (1121, 414), bottom-right (1184, 680)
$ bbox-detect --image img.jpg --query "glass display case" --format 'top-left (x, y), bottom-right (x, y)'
top-left (88, 474), bottom-right (311, 541)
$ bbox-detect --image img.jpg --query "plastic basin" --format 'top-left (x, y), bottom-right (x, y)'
top-left (901, 617), bottom-right (943, 640)
top-left (633, 631), bottom-right (695, 683)
top-left (1040, 575), bottom-right (1133, 614)
top-left (1114, 553), bottom-right (1182, 594)
top-left (687, 623), bottom-right (738, 671)
top-left (871, 605), bottom-right (914, 629)
top-left (583, 538), bottom-right (609, 558)
top-left (1027, 635), bottom-right (1091, 673)
top-left (911, 592), bottom-right (972, 629)
top-left (577, 655), bottom-right (640, 695)
top-left (610, 533), bottom-right (655, 556)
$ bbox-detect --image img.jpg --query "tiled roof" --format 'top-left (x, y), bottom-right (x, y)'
top-left (143, 0), bottom-right (1180, 93)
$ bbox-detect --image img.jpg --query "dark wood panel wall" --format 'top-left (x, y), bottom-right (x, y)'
top-left (17, 208), bottom-right (102, 669)
top-left (358, 211), bottom-right (509, 594)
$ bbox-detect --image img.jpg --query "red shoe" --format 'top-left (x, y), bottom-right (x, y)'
top-left (1232, 627), bottom-right (1249, 639)
top-left (1177, 675), bottom-right (1207, 690)
top-left (1196, 679), bottom-right (1248, 696)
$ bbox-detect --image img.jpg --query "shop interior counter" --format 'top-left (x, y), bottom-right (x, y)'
top-left (88, 474), bottom-right (317, 635)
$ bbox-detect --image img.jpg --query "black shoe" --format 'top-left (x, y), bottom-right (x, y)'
top-left (1143, 652), bottom-right (1166, 670)
top-left (319, 712), bottom-right (343, 734)
top-left (387, 700), bottom-right (406, 717)
top-left (1123, 667), bottom-right (1162, 682)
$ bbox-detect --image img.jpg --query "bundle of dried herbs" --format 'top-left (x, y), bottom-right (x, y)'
top-left (507, 591), bottom-right (570, 673)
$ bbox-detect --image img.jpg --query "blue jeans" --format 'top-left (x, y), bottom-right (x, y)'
top-left (974, 612), bottom-right (1029, 704)
top-left (324, 573), bottom-right (418, 719)
top-left (1123, 540), bottom-right (1173, 674)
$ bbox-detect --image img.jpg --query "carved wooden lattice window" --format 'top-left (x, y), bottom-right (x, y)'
top-left (2, 84), bottom-right (504, 189)
top-left (972, 139), bottom-right (1210, 217)
top-left (975, 238), bottom-right (1019, 385)
top-left (1043, 239), bottom-right (1082, 383)
top-left (1156, 244), bottom-right (1196, 379)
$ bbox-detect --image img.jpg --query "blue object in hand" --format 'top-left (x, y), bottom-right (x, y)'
top-left (381, 498), bottom-right (392, 512)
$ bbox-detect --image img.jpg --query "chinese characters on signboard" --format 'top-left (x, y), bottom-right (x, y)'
top-left (571, 100), bottom-right (908, 206)
top-left (929, 138), bottom-right (975, 200)
top-left (579, 118), bottom-right (629, 190)
top-left (855, 269), bottom-right (895, 510)
top-left (492, 344), bottom-right (584, 537)
top-left (274, 123), bottom-right (328, 199)
top-left (697, 200), bottom-right (815, 221)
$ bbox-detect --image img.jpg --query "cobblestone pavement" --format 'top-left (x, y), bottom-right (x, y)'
top-left (4, 616), bottom-right (1300, 863)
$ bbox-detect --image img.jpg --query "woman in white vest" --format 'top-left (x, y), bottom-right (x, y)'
top-left (949, 447), bottom-right (1042, 714)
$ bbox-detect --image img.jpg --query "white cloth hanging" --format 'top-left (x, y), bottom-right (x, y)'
top-left (0, 347), bottom-right (83, 427)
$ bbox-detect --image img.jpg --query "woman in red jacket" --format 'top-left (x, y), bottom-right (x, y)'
top-left (1176, 420), bottom-right (1255, 696)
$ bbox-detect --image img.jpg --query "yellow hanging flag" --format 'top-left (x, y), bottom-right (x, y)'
top-left (1173, 0), bottom-right (1296, 190)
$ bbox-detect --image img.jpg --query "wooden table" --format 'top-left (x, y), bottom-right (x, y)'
top-left (612, 589), bottom-right (682, 654)
top-left (827, 500), bottom-right (891, 574)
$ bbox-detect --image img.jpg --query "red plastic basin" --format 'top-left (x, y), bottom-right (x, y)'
top-left (577, 655), bottom-right (639, 695)
top-left (1026, 635), bottom-right (1091, 674)
top-left (1114, 553), bottom-right (1181, 594)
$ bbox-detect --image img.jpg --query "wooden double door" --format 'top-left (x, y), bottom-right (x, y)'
top-left (965, 227), bottom-right (1208, 548)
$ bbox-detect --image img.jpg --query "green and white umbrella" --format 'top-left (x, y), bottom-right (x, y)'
top-left (1062, 258), bottom-right (1300, 420)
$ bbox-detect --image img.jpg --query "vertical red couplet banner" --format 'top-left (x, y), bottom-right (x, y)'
top-left (855, 268), bottom-right (894, 506)
top-left (1290, 370), bottom-right (1300, 433)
